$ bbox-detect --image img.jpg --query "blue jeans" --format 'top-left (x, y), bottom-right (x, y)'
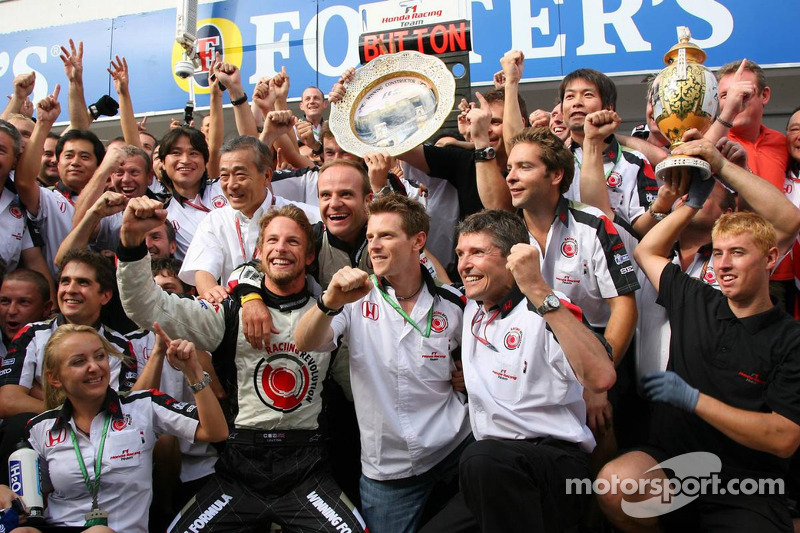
top-left (359, 436), bottom-right (473, 533)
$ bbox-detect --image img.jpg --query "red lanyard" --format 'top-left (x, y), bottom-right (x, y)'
top-left (183, 196), bottom-right (210, 212)
top-left (234, 195), bottom-right (275, 262)
top-left (470, 306), bottom-right (501, 352)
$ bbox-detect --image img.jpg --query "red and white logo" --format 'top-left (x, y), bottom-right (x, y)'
top-left (504, 327), bottom-right (522, 350)
top-left (212, 195), bottom-right (227, 209)
top-left (46, 427), bottom-right (67, 448)
top-left (431, 311), bottom-right (448, 332)
top-left (607, 171), bottom-right (623, 188)
top-left (171, 220), bottom-right (180, 232)
top-left (9, 205), bottom-right (22, 219)
top-left (112, 414), bottom-right (132, 432)
top-left (561, 237), bottom-right (578, 258)
top-left (58, 200), bottom-right (67, 213)
top-left (254, 354), bottom-right (315, 413)
top-left (362, 301), bottom-right (379, 321)
top-left (703, 267), bottom-right (717, 285)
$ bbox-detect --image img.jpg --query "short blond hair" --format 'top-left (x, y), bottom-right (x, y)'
top-left (712, 212), bottom-right (776, 257)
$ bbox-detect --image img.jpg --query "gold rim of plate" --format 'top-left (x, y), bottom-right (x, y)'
top-left (329, 51), bottom-right (456, 157)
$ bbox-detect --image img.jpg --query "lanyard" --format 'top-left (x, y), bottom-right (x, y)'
top-left (371, 274), bottom-right (433, 338)
top-left (470, 306), bottom-right (501, 352)
top-left (69, 415), bottom-right (111, 511)
top-left (183, 198), bottom-right (210, 212)
top-left (574, 143), bottom-right (623, 183)
top-left (235, 195), bottom-right (276, 262)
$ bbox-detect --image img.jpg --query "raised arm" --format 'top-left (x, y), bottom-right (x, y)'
top-left (500, 50), bottom-right (525, 157)
top-left (71, 145), bottom-right (126, 226)
top-left (14, 85), bottom-right (61, 216)
top-left (469, 92), bottom-right (512, 211)
top-left (214, 61), bottom-right (258, 137)
top-left (60, 39), bottom-right (91, 131)
top-left (56, 191), bottom-right (127, 266)
top-left (108, 56), bottom-right (141, 149)
top-left (507, 243), bottom-right (616, 392)
top-left (206, 55), bottom-right (224, 178)
top-left (1, 73), bottom-right (35, 120)
top-left (580, 110), bottom-right (620, 220)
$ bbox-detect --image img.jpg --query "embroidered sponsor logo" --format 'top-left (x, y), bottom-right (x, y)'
top-left (646, 192), bottom-right (657, 203)
top-left (110, 448), bottom-right (141, 461)
top-left (738, 371), bottom-right (767, 385)
top-left (561, 237), bottom-right (578, 258)
top-left (254, 351), bottom-right (319, 412)
top-left (614, 253), bottom-right (630, 265)
top-left (620, 265), bottom-right (635, 275)
top-left (431, 311), bottom-right (447, 332)
top-left (703, 268), bottom-right (717, 285)
top-left (1, 357), bottom-right (13, 367)
top-left (504, 328), bottom-right (522, 350)
top-left (492, 368), bottom-right (517, 381)
top-left (111, 414), bottom-right (132, 432)
top-left (0, 368), bottom-right (11, 376)
top-left (212, 195), bottom-right (227, 209)
top-left (606, 171), bottom-right (623, 188)
top-left (8, 204), bottom-right (22, 219)
top-left (555, 275), bottom-right (581, 285)
top-left (362, 301), bottom-right (379, 321)
top-left (182, 493), bottom-right (233, 533)
top-left (422, 351), bottom-right (447, 361)
top-left (611, 243), bottom-right (624, 251)
top-left (46, 427), bottom-right (67, 447)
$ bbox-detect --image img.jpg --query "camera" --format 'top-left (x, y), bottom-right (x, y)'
top-left (174, 60), bottom-right (195, 79)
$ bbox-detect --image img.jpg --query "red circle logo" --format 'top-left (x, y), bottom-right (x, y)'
top-left (254, 354), bottom-right (312, 413)
top-left (212, 195), bottom-right (227, 209)
top-left (504, 328), bottom-right (522, 350)
top-left (703, 268), bottom-right (717, 285)
top-left (431, 311), bottom-right (448, 333)
top-left (561, 237), bottom-right (578, 258)
top-left (9, 205), bottom-right (22, 219)
top-left (607, 172), bottom-right (623, 188)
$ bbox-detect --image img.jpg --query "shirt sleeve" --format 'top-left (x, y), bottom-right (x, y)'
top-left (328, 304), bottom-right (352, 351)
top-left (179, 214), bottom-right (225, 286)
top-left (148, 390), bottom-right (201, 443)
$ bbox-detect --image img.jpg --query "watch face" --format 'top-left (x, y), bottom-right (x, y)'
top-left (544, 294), bottom-right (561, 310)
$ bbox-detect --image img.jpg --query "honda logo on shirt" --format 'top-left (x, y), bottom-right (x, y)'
top-left (46, 427), bottom-right (67, 448)
top-left (362, 301), bottom-right (379, 321)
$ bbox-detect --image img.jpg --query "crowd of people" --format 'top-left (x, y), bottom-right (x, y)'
top-left (0, 34), bottom-right (795, 533)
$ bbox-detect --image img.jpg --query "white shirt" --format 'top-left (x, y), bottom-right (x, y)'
top-left (329, 273), bottom-right (471, 480)
top-left (530, 198), bottom-right (639, 328)
top-left (0, 185), bottom-right (34, 272)
top-left (567, 136), bottom-right (659, 226)
top-left (27, 186), bottom-right (75, 277)
top-left (27, 389), bottom-right (199, 533)
top-left (461, 287), bottom-right (595, 451)
top-left (166, 181), bottom-right (228, 261)
top-left (179, 190), bottom-right (320, 287)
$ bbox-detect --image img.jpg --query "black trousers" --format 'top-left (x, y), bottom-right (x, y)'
top-left (420, 437), bottom-right (591, 533)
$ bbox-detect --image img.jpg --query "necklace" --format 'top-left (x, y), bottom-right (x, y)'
top-left (395, 281), bottom-right (423, 301)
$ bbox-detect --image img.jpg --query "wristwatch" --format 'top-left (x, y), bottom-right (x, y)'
top-left (316, 293), bottom-right (343, 316)
top-left (473, 146), bottom-right (496, 162)
top-left (188, 371), bottom-right (211, 393)
top-left (648, 202), bottom-right (670, 222)
top-left (534, 293), bottom-right (561, 316)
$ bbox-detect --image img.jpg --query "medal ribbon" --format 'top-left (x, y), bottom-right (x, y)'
top-left (69, 414), bottom-right (111, 512)
top-left (371, 274), bottom-right (433, 338)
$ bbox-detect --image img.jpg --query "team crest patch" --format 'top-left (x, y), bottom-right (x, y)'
top-left (254, 353), bottom-right (318, 413)
top-left (703, 267), bottom-right (717, 285)
top-left (362, 301), bottom-right (379, 321)
top-left (606, 171), bottom-right (623, 188)
top-left (171, 219), bottom-right (180, 232)
top-left (561, 237), bottom-right (578, 258)
top-left (431, 311), bottom-right (448, 332)
top-left (504, 327), bottom-right (522, 350)
top-left (8, 204), bottom-right (22, 219)
top-left (112, 414), bottom-right (132, 432)
top-left (212, 195), bottom-right (227, 209)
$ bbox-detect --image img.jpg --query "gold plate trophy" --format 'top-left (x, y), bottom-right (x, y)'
top-left (651, 27), bottom-right (719, 180)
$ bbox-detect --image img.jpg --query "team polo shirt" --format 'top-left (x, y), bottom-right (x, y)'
top-left (653, 262), bottom-right (800, 481)
top-left (166, 180), bottom-right (228, 261)
top-left (0, 315), bottom-right (138, 392)
top-left (0, 184), bottom-right (34, 272)
top-left (567, 135), bottom-right (659, 226)
top-left (636, 244), bottom-right (719, 379)
top-left (783, 166), bottom-right (800, 290)
top-left (26, 388), bottom-right (199, 533)
top-left (529, 197), bottom-right (639, 328)
top-left (26, 186), bottom-right (75, 277)
top-left (179, 190), bottom-right (320, 287)
top-left (328, 267), bottom-right (471, 480)
top-left (461, 285), bottom-right (595, 451)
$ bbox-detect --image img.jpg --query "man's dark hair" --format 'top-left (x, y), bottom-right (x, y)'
top-left (319, 159), bottom-right (371, 196)
top-left (0, 120), bottom-right (22, 159)
top-left (157, 127), bottom-right (209, 192)
top-left (163, 220), bottom-right (176, 244)
top-left (457, 209), bottom-right (530, 256)
top-left (56, 130), bottom-right (106, 165)
top-left (58, 249), bottom-right (116, 293)
top-left (483, 88), bottom-right (529, 126)
top-left (220, 135), bottom-right (273, 173)
top-left (46, 132), bottom-right (61, 141)
top-left (559, 68), bottom-right (618, 111)
top-left (151, 257), bottom-right (193, 294)
top-left (3, 268), bottom-right (50, 303)
top-left (509, 127), bottom-right (575, 194)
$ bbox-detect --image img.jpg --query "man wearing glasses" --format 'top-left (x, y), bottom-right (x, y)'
top-left (421, 209), bottom-right (616, 532)
top-left (295, 194), bottom-right (471, 533)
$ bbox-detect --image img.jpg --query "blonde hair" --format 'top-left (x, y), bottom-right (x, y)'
top-left (712, 212), bottom-right (777, 257)
top-left (43, 325), bottom-right (124, 410)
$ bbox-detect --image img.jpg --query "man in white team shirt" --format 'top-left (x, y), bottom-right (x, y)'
top-left (180, 132), bottom-right (319, 302)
